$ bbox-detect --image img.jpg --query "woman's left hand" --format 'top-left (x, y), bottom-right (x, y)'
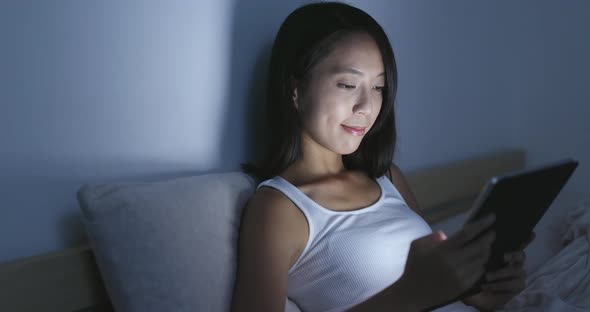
top-left (461, 232), bottom-right (535, 311)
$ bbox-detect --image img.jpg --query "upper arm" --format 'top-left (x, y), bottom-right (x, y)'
top-left (387, 164), bottom-right (426, 220)
top-left (231, 188), bottom-right (306, 312)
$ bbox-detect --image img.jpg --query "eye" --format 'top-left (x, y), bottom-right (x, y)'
top-left (374, 86), bottom-right (385, 93)
top-left (337, 83), bottom-right (356, 90)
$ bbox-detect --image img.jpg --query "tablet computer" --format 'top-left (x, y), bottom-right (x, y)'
top-left (459, 157), bottom-right (578, 298)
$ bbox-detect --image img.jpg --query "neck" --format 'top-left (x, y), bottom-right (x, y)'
top-left (282, 131), bottom-right (347, 183)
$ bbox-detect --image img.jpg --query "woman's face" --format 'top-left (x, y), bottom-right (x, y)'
top-left (294, 31), bottom-right (385, 156)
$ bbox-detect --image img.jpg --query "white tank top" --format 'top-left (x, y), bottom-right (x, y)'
top-left (256, 174), bottom-right (434, 312)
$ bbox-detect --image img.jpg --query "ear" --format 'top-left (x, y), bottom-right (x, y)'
top-left (290, 78), bottom-right (300, 110)
top-left (292, 88), bottom-right (300, 110)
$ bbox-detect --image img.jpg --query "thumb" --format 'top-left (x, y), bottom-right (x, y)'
top-left (433, 230), bottom-right (448, 241)
top-left (413, 230), bottom-right (447, 248)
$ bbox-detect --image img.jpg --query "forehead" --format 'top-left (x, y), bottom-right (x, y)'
top-left (315, 32), bottom-right (384, 76)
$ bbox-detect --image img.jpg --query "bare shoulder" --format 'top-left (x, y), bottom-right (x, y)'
top-left (247, 186), bottom-right (308, 228)
top-left (386, 163), bottom-right (405, 186)
top-left (231, 187), bottom-right (309, 311)
top-left (241, 186), bottom-right (309, 255)
top-left (387, 163), bottom-right (424, 218)
top-left (388, 163), bottom-right (409, 184)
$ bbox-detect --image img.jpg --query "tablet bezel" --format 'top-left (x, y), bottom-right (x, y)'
top-left (464, 158), bottom-right (579, 226)
top-left (457, 158), bottom-right (578, 299)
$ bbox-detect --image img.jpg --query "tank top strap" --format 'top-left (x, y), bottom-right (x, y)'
top-left (256, 176), bottom-right (319, 218)
top-left (256, 176), bottom-right (328, 229)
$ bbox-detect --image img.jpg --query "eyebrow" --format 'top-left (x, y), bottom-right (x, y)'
top-left (331, 67), bottom-right (385, 77)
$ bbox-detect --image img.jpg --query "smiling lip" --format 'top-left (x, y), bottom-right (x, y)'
top-left (341, 125), bottom-right (366, 136)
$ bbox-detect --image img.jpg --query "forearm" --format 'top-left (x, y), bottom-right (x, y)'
top-left (345, 276), bottom-right (429, 312)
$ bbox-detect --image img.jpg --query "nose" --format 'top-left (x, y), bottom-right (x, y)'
top-left (352, 85), bottom-right (373, 115)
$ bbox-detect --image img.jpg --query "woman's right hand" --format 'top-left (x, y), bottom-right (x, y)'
top-left (400, 214), bottom-right (497, 311)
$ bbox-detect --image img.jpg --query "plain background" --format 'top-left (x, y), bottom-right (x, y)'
top-left (1, 0), bottom-right (588, 263)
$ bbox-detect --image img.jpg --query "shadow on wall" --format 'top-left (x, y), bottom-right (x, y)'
top-left (241, 45), bottom-right (272, 171)
top-left (217, 0), bottom-right (300, 173)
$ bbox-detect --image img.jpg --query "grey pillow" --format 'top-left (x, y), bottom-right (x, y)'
top-left (77, 171), bottom-right (267, 311)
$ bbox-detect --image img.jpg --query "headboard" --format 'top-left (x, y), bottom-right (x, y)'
top-left (0, 148), bottom-right (525, 312)
top-left (412, 149), bottom-right (525, 223)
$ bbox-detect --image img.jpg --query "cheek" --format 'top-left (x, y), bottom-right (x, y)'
top-left (370, 97), bottom-right (383, 122)
top-left (320, 101), bottom-right (351, 127)
top-left (305, 93), bottom-right (349, 124)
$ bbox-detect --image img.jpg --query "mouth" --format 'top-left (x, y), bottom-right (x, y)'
top-left (341, 124), bottom-right (367, 136)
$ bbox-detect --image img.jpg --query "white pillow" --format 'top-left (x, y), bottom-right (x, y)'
top-left (78, 171), bottom-right (301, 311)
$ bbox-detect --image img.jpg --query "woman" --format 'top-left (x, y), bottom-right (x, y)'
top-left (232, 2), bottom-right (534, 311)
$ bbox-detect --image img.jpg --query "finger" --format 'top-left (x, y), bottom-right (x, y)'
top-left (486, 266), bottom-right (526, 282)
top-left (504, 251), bottom-right (526, 266)
top-left (449, 214), bottom-right (496, 247)
top-left (481, 278), bottom-right (526, 293)
top-left (435, 230), bottom-right (448, 241)
top-left (478, 292), bottom-right (515, 305)
top-left (458, 230), bottom-right (495, 263)
top-left (458, 261), bottom-right (487, 290)
top-left (413, 230), bottom-right (448, 246)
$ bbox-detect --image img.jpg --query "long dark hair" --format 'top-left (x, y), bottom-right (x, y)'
top-left (241, 2), bottom-right (398, 184)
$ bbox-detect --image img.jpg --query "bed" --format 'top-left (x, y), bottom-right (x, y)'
top-left (0, 148), bottom-right (587, 311)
